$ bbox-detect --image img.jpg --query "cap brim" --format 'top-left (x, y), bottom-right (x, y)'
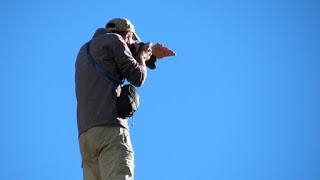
top-left (132, 32), bottom-right (141, 42)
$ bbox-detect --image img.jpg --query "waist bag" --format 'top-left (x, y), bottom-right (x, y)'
top-left (86, 41), bottom-right (140, 118)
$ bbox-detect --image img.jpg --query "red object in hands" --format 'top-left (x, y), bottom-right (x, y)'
top-left (151, 43), bottom-right (176, 59)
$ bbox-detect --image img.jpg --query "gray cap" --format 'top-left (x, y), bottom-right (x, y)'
top-left (106, 18), bottom-right (141, 41)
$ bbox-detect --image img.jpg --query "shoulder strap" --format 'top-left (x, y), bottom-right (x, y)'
top-left (86, 40), bottom-right (124, 85)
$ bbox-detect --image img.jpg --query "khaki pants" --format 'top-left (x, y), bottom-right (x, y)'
top-left (79, 126), bottom-right (134, 180)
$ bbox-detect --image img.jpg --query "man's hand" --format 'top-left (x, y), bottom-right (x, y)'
top-left (152, 43), bottom-right (176, 59)
top-left (137, 42), bottom-right (152, 65)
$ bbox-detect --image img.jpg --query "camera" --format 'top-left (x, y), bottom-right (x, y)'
top-left (129, 42), bottom-right (157, 70)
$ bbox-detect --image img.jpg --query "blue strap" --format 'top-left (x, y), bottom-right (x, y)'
top-left (86, 41), bottom-right (124, 85)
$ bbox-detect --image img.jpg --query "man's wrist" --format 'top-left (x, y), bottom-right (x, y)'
top-left (137, 57), bottom-right (146, 66)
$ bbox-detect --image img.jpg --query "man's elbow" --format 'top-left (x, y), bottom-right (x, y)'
top-left (127, 67), bottom-right (147, 87)
top-left (131, 78), bottom-right (145, 87)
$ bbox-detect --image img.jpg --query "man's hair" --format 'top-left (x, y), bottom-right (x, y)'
top-left (106, 22), bottom-right (128, 37)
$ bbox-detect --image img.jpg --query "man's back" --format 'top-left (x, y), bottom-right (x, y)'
top-left (75, 29), bottom-right (146, 135)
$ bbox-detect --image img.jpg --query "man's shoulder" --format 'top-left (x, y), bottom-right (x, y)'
top-left (105, 32), bottom-right (122, 39)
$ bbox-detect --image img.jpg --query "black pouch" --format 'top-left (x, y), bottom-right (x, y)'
top-left (117, 84), bottom-right (140, 118)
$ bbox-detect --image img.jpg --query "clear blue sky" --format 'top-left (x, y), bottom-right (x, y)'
top-left (0, 0), bottom-right (319, 179)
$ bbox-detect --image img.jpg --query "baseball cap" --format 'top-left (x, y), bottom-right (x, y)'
top-left (105, 18), bottom-right (141, 42)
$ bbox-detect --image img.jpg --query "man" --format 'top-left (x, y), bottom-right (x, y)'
top-left (75, 18), bottom-right (175, 180)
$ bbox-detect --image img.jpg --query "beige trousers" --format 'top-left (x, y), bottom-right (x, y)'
top-left (79, 126), bottom-right (134, 180)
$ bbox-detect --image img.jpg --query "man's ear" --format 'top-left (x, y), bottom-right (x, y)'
top-left (127, 33), bottom-right (136, 44)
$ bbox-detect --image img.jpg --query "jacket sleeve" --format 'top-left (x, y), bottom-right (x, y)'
top-left (111, 34), bottom-right (147, 87)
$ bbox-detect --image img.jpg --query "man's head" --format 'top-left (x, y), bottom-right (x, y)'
top-left (105, 18), bottom-right (140, 44)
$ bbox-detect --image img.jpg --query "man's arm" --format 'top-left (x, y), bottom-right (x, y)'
top-left (111, 34), bottom-right (150, 87)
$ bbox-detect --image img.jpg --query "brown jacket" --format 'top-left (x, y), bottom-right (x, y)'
top-left (75, 28), bottom-right (147, 135)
